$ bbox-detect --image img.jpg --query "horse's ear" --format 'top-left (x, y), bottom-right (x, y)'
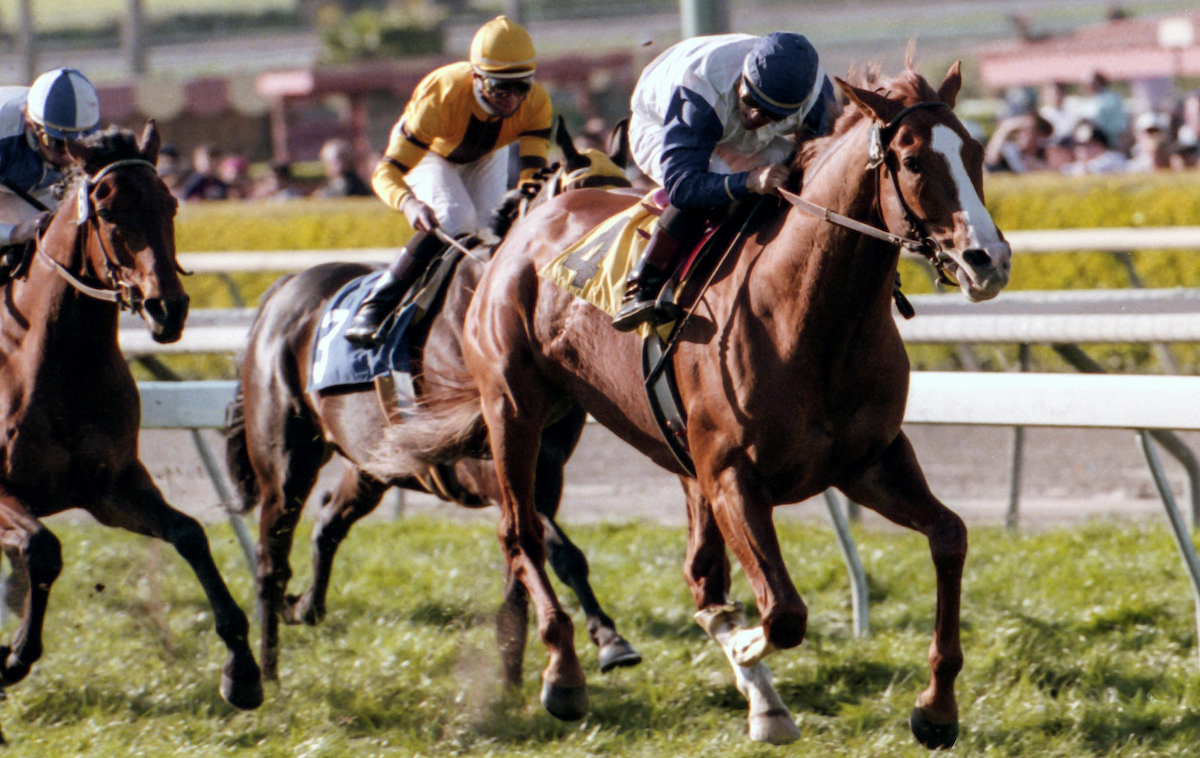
top-left (138, 119), bottom-right (161, 164)
top-left (554, 115), bottom-right (583, 168)
top-left (938, 61), bottom-right (962, 109)
top-left (835, 77), bottom-right (903, 124)
top-left (607, 118), bottom-right (630, 170)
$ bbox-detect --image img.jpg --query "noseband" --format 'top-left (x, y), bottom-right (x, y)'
top-left (780, 100), bottom-right (959, 284)
top-left (35, 158), bottom-right (160, 313)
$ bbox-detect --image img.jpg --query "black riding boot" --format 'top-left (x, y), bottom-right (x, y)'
top-left (344, 231), bottom-right (442, 346)
top-left (612, 226), bottom-right (684, 332)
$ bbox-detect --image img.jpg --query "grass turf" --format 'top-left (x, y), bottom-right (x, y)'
top-left (0, 517), bottom-right (1196, 755)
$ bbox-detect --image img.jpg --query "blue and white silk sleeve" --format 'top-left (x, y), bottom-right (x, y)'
top-left (659, 87), bottom-right (748, 208)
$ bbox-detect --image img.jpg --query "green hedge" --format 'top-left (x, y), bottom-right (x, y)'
top-left (164, 176), bottom-right (1200, 378)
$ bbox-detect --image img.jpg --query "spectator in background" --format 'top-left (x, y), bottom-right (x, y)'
top-left (1126, 112), bottom-right (1171, 173)
top-left (180, 144), bottom-right (228, 202)
top-left (1080, 71), bottom-right (1128, 150)
top-left (317, 138), bottom-right (371, 198)
top-left (155, 144), bottom-right (185, 197)
top-left (251, 162), bottom-right (303, 200)
top-left (1062, 120), bottom-right (1126, 175)
top-left (1174, 89), bottom-right (1200, 151)
top-left (1039, 80), bottom-right (1077, 139)
top-left (1169, 141), bottom-right (1199, 171)
top-left (984, 111), bottom-right (1053, 173)
top-left (219, 155), bottom-right (253, 200)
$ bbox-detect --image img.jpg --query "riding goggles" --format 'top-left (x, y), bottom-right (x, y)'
top-left (740, 80), bottom-right (788, 123)
top-left (33, 124), bottom-right (67, 154)
top-left (480, 75), bottom-right (534, 96)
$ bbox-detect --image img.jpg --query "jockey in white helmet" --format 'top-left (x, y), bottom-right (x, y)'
top-left (0, 68), bottom-right (100, 275)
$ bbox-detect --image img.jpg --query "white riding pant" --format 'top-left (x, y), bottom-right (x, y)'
top-left (405, 149), bottom-right (508, 237)
top-left (0, 187), bottom-right (56, 244)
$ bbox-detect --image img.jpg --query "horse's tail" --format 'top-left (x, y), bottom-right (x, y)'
top-left (369, 370), bottom-right (488, 480)
top-left (223, 383), bottom-right (258, 516)
top-left (222, 272), bottom-right (297, 516)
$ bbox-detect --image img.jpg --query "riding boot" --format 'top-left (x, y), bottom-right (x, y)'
top-left (612, 226), bottom-right (684, 332)
top-left (344, 231), bottom-right (441, 346)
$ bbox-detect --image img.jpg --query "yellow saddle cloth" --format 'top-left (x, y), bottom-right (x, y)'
top-left (538, 192), bottom-right (659, 317)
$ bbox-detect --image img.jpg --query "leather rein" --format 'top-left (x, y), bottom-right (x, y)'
top-left (779, 100), bottom-right (959, 286)
top-left (30, 158), bottom-right (160, 313)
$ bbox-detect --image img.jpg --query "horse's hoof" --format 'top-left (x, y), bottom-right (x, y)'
top-left (540, 680), bottom-right (588, 721)
top-left (282, 593), bottom-right (323, 626)
top-left (910, 707), bottom-right (958, 750)
top-left (221, 657), bottom-right (265, 711)
top-left (749, 709), bottom-right (801, 744)
top-left (598, 637), bottom-right (642, 673)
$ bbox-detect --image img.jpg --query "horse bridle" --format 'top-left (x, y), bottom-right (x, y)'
top-left (779, 100), bottom-right (959, 284)
top-left (34, 158), bottom-right (161, 313)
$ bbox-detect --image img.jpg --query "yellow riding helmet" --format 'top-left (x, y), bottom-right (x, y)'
top-left (470, 16), bottom-right (536, 79)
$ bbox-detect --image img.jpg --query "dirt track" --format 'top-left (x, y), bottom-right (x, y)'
top-left (76, 423), bottom-right (1199, 533)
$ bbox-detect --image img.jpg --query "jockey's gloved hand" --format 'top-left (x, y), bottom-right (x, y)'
top-left (7, 212), bottom-right (50, 245)
top-left (747, 163), bottom-right (790, 195)
top-left (400, 195), bottom-right (439, 233)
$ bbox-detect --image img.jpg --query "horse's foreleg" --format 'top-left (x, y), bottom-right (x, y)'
top-left (838, 432), bottom-right (965, 750)
top-left (683, 479), bottom-right (799, 745)
top-left (478, 385), bottom-right (586, 721)
top-left (0, 494), bottom-right (61, 687)
top-left (96, 465), bottom-right (262, 710)
top-left (284, 464), bottom-right (387, 627)
top-left (703, 463), bottom-right (807, 661)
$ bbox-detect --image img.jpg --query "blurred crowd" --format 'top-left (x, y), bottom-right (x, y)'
top-left (157, 73), bottom-right (1200, 206)
top-left (983, 72), bottom-right (1200, 176)
top-left (155, 137), bottom-right (375, 203)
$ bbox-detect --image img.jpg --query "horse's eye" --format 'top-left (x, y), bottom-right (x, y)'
top-left (97, 208), bottom-right (115, 223)
top-left (903, 157), bottom-right (922, 174)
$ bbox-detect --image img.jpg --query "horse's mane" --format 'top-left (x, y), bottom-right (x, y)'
top-left (795, 59), bottom-right (942, 174)
top-left (60, 125), bottom-right (145, 184)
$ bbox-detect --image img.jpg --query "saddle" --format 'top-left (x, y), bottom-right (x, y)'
top-left (540, 193), bottom-right (771, 476)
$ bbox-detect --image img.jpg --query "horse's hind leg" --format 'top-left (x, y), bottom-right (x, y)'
top-left (0, 493), bottom-right (61, 687)
top-left (251, 415), bottom-right (326, 681)
top-left (681, 479), bottom-right (800, 745)
top-left (93, 464), bottom-right (262, 710)
top-left (283, 463), bottom-right (387, 626)
top-left (838, 432), bottom-right (965, 750)
top-left (536, 408), bottom-right (641, 673)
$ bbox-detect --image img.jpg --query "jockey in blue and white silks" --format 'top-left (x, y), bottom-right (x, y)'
top-left (614, 32), bottom-right (837, 331)
top-left (0, 68), bottom-right (100, 274)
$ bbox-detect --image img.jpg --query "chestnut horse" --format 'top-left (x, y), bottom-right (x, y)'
top-left (225, 121), bottom-right (643, 683)
top-left (404, 63), bottom-right (1010, 746)
top-left (0, 124), bottom-right (262, 710)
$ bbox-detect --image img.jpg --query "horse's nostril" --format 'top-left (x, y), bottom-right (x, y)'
top-left (962, 248), bottom-right (991, 269)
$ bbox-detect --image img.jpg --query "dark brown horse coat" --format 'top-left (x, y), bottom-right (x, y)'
top-left (0, 123), bottom-right (261, 712)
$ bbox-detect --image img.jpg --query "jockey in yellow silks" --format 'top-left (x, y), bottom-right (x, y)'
top-left (345, 15), bottom-right (553, 346)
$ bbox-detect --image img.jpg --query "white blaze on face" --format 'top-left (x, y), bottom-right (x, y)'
top-left (930, 124), bottom-right (1000, 248)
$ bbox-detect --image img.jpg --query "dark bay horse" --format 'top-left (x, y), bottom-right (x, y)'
top-left (225, 122), bottom-right (643, 684)
top-left (0, 123), bottom-right (262, 710)
top-left (403, 62), bottom-right (1010, 746)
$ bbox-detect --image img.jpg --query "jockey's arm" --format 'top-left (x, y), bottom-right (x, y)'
top-left (660, 87), bottom-right (751, 208)
top-left (372, 80), bottom-right (444, 214)
top-left (515, 88), bottom-right (553, 189)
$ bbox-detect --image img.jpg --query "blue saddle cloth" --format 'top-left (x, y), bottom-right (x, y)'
top-left (308, 271), bottom-right (416, 393)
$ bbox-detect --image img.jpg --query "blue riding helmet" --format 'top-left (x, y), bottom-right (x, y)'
top-left (27, 68), bottom-right (100, 141)
top-left (741, 32), bottom-right (821, 119)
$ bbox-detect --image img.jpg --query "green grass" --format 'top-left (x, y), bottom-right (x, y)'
top-left (1, 517), bottom-right (1198, 755)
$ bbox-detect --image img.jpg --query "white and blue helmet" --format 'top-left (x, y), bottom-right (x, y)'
top-left (27, 68), bottom-right (100, 141)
